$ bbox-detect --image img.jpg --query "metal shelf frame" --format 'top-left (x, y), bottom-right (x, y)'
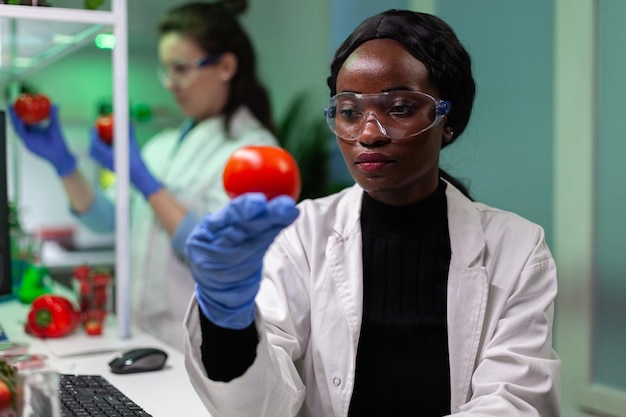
top-left (0, 0), bottom-right (132, 339)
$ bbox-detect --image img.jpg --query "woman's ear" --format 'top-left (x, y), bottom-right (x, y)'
top-left (218, 52), bottom-right (238, 82)
top-left (443, 125), bottom-right (454, 143)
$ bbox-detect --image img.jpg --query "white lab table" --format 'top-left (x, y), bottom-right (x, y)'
top-left (0, 295), bottom-right (211, 417)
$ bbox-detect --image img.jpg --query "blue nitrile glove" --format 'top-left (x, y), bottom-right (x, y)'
top-left (89, 125), bottom-right (162, 198)
top-left (8, 105), bottom-right (77, 177)
top-left (186, 193), bottom-right (300, 329)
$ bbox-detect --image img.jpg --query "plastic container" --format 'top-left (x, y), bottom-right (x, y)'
top-left (0, 354), bottom-right (60, 417)
top-left (72, 265), bottom-right (112, 336)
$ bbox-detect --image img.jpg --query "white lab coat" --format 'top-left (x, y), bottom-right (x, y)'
top-left (183, 181), bottom-right (561, 417)
top-left (128, 107), bottom-right (277, 350)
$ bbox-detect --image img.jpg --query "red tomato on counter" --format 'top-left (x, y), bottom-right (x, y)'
top-left (84, 310), bottom-right (106, 336)
top-left (13, 93), bottom-right (51, 125)
top-left (223, 146), bottom-right (301, 200)
top-left (96, 114), bottom-right (114, 144)
top-left (0, 379), bottom-right (11, 410)
top-left (84, 320), bottom-right (103, 336)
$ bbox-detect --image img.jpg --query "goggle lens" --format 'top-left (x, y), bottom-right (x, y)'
top-left (324, 91), bottom-right (451, 140)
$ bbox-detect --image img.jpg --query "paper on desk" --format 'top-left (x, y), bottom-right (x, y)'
top-left (44, 334), bottom-right (146, 357)
top-left (43, 319), bottom-right (159, 358)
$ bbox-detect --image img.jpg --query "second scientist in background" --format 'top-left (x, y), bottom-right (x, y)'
top-left (10, 0), bottom-right (277, 349)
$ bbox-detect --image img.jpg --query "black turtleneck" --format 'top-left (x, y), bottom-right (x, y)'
top-left (348, 180), bottom-right (452, 416)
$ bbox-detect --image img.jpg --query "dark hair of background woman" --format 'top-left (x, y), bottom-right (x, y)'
top-left (327, 9), bottom-right (475, 198)
top-left (159, 0), bottom-right (276, 136)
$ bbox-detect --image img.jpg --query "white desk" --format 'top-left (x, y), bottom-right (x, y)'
top-left (0, 297), bottom-right (211, 417)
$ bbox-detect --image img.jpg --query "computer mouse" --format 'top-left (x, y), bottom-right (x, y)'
top-left (108, 347), bottom-right (168, 374)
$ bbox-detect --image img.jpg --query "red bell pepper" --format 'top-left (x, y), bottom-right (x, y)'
top-left (25, 295), bottom-right (81, 338)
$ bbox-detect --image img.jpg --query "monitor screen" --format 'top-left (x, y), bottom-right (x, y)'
top-left (0, 110), bottom-right (12, 297)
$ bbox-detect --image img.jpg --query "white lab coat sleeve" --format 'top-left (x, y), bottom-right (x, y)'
top-left (183, 296), bottom-right (306, 417)
top-left (451, 227), bottom-right (561, 416)
top-left (183, 190), bottom-right (351, 417)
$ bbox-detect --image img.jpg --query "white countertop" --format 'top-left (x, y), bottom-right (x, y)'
top-left (0, 295), bottom-right (211, 417)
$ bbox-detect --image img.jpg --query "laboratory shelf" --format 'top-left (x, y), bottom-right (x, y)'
top-left (0, 0), bottom-right (132, 339)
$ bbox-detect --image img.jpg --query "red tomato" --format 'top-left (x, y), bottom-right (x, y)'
top-left (0, 379), bottom-right (11, 410)
top-left (73, 264), bottom-right (91, 282)
top-left (84, 320), bottom-right (103, 336)
top-left (223, 146), bottom-right (301, 200)
top-left (84, 309), bottom-right (106, 336)
top-left (13, 93), bottom-right (51, 125)
top-left (96, 114), bottom-right (114, 144)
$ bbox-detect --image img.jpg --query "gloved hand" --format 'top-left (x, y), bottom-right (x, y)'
top-left (8, 105), bottom-right (77, 177)
top-left (186, 193), bottom-right (300, 329)
top-left (89, 125), bottom-right (162, 198)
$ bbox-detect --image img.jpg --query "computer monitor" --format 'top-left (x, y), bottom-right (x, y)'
top-left (0, 110), bottom-right (12, 297)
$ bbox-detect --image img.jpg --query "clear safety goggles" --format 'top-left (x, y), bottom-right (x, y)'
top-left (157, 53), bottom-right (223, 88)
top-left (324, 91), bottom-right (451, 141)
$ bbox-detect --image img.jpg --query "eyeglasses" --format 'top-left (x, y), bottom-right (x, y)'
top-left (157, 54), bottom-right (223, 87)
top-left (324, 91), bottom-right (451, 141)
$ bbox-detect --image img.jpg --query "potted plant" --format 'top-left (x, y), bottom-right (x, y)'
top-left (277, 90), bottom-right (351, 200)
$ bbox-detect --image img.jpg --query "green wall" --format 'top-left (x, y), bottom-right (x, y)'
top-left (242, 0), bottom-right (330, 123)
top-left (436, 0), bottom-right (555, 244)
top-left (594, 0), bottom-right (626, 392)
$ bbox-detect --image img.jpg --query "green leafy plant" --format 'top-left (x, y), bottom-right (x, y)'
top-left (4, 1), bottom-right (51, 5)
top-left (84, 0), bottom-right (105, 9)
top-left (8, 201), bottom-right (22, 232)
top-left (276, 91), bottom-right (336, 200)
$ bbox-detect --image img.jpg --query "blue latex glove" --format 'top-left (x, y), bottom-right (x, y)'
top-left (186, 193), bottom-right (300, 329)
top-left (8, 105), bottom-right (77, 177)
top-left (89, 125), bottom-right (162, 198)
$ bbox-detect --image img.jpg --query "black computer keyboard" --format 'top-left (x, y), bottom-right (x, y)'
top-left (59, 374), bottom-right (153, 416)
